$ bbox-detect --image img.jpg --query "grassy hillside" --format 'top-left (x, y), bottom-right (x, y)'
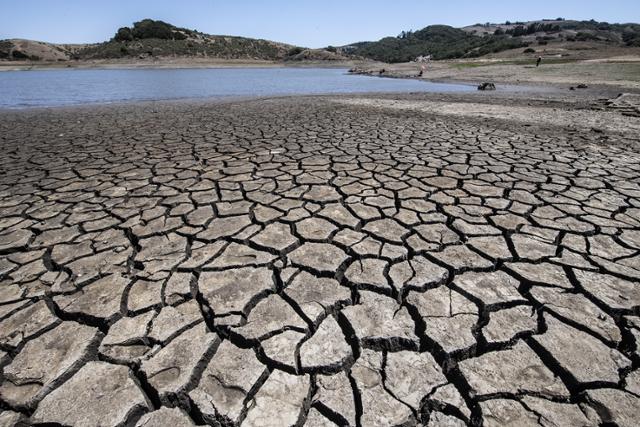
top-left (0, 19), bottom-right (303, 62)
top-left (75, 19), bottom-right (296, 60)
top-left (0, 39), bottom-right (86, 61)
top-left (349, 26), bottom-right (527, 62)
top-left (2, 18), bottom-right (639, 64)
top-left (349, 19), bottom-right (640, 63)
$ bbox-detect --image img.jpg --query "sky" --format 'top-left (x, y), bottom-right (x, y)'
top-left (1, 0), bottom-right (639, 48)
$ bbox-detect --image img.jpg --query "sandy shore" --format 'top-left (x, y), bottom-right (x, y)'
top-left (1, 92), bottom-right (639, 426)
top-left (351, 58), bottom-right (640, 92)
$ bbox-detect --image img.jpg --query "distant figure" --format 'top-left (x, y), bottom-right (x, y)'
top-left (536, 56), bottom-right (542, 67)
top-left (418, 64), bottom-right (426, 77)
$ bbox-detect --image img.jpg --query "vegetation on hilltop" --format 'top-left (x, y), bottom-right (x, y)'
top-left (2, 18), bottom-right (640, 64)
top-left (351, 19), bottom-right (640, 63)
top-left (74, 19), bottom-right (297, 60)
top-left (351, 25), bottom-right (528, 62)
top-left (112, 19), bottom-right (190, 42)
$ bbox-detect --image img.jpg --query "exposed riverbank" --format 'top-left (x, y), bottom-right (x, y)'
top-left (349, 57), bottom-right (640, 92)
top-left (0, 57), bottom-right (364, 72)
top-left (1, 91), bottom-right (639, 426)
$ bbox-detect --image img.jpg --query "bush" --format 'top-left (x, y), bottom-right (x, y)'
top-left (623, 31), bottom-right (640, 46)
top-left (575, 32), bottom-right (600, 41)
top-left (12, 50), bottom-right (30, 59)
top-left (625, 35), bottom-right (640, 47)
top-left (286, 47), bottom-right (304, 57)
top-left (538, 40), bottom-right (548, 45)
top-left (524, 48), bottom-right (536, 53)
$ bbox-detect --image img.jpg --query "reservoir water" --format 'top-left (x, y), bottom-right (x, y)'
top-left (0, 67), bottom-right (474, 109)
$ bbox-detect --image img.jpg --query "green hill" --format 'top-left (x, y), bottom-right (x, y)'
top-left (348, 25), bottom-right (528, 62)
top-left (348, 20), bottom-right (640, 63)
top-left (0, 19), bottom-right (303, 62)
top-left (2, 18), bottom-right (639, 64)
top-left (75, 19), bottom-right (297, 60)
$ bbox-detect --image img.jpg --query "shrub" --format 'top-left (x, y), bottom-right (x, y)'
top-left (524, 48), bottom-right (536, 53)
top-left (286, 47), bottom-right (304, 57)
top-left (11, 50), bottom-right (30, 59)
top-left (173, 31), bottom-right (188, 40)
top-left (623, 31), bottom-right (640, 46)
top-left (575, 32), bottom-right (600, 41)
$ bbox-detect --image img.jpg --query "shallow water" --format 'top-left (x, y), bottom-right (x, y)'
top-left (0, 67), bottom-right (474, 109)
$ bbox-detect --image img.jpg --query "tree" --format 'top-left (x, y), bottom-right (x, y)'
top-left (114, 27), bottom-right (133, 42)
top-left (131, 19), bottom-right (175, 40)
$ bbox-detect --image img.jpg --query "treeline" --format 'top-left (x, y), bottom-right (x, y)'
top-left (354, 25), bottom-right (527, 63)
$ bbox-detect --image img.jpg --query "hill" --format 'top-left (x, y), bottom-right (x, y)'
top-left (78, 19), bottom-right (297, 60)
top-left (347, 19), bottom-right (640, 63)
top-left (0, 39), bottom-right (86, 61)
top-left (2, 18), bottom-right (639, 65)
top-left (0, 19), bottom-right (305, 62)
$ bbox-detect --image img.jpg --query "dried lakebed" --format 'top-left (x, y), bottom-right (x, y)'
top-left (0, 93), bottom-right (639, 426)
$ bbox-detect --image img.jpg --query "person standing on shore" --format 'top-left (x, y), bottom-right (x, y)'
top-left (536, 56), bottom-right (542, 67)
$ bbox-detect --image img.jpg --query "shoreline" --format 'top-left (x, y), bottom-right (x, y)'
top-left (3, 57), bottom-right (639, 97)
top-left (0, 83), bottom-right (558, 113)
top-left (347, 58), bottom-right (640, 94)
top-left (2, 89), bottom-right (637, 138)
top-left (0, 58), bottom-right (363, 72)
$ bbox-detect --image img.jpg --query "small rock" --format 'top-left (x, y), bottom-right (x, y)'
top-left (477, 82), bottom-right (496, 91)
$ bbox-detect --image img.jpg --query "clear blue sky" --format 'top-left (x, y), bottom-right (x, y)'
top-left (1, 0), bottom-right (638, 47)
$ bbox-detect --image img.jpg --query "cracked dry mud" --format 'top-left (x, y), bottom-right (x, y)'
top-left (1, 93), bottom-right (639, 426)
